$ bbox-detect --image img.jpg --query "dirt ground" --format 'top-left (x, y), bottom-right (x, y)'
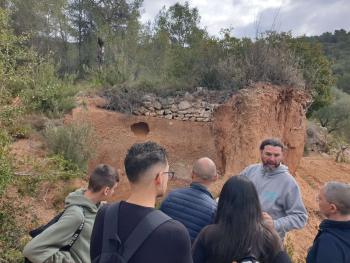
top-left (5, 90), bottom-right (350, 262)
top-left (8, 134), bottom-right (350, 262)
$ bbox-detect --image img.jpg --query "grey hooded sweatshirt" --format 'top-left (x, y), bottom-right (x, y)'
top-left (240, 163), bottom-right (308, 239)
top-left (23, 189), bottom-right (99, 263)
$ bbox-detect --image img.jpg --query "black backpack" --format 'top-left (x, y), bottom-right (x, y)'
top-left (92, 202), bottom-right (171, 263)
top-left (24, 207), bottom-right (85, 263)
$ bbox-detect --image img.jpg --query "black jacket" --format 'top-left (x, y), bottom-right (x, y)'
top-left (306, 219), bottom-right (350, 263)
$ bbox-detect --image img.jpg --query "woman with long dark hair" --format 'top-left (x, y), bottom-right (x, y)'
top-left (192, 176), bottom-right (292, 263)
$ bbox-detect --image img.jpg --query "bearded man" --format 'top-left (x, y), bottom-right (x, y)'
top-left (240, 138), bottom-right (308, 240)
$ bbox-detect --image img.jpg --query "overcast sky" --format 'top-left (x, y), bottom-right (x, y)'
top-left (140, 0), bottom-right (350, 38)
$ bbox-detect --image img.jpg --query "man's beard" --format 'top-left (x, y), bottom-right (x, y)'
top-left (263, 162), bottom-right (280, 172)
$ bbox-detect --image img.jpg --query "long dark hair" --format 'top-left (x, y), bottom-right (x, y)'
top-left (211, 176), bottom-right (281, 262)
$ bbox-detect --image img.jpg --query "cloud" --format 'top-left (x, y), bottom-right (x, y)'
top-left (140, 0), bottom-right (350, 38)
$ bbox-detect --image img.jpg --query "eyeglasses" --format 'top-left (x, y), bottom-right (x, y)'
top-left (162, 171), bottom-right (175, 180)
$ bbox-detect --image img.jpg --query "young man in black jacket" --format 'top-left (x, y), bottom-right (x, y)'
top-left (90, 141), bottom-right (193, 263)
top-left (307, 181), bottom-right (350, 263)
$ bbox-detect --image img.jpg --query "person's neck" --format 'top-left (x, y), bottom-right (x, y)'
top-left (192, 180), bottom-right (211, 188)
top-left (127, 186), bottom-right (156, 208)
top-left (84, 189), bottom-right (102, 204)
top-left (328, 213), bottom-right (350, 221)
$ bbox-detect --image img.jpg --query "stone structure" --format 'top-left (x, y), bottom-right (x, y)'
top-left (131, 88), bottom-right (230, 122)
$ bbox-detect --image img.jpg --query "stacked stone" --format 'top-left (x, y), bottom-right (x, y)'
top-left (132, 90), bottom-right (219, 122)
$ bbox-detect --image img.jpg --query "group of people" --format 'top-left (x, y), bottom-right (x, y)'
top-left (23, 138), bottom-right (350, 263)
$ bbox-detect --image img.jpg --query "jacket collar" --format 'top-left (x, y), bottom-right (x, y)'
top-left (320, 219), bottom-right (350, 230)
top-left (190, 182), bottom-right (214, 199)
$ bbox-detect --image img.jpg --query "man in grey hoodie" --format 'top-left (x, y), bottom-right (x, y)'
top-left (240, 138), bottom-right (307, 240)
top-left (23, 164), bottom-right (119, 263)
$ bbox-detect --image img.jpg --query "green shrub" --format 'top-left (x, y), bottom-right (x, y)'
top-left (0, 199), bottom-right (32, 263)
top-left (0, 130), bottom-right (12, 195)
top-left (43, 122), bottom-right (96, 170)
top-left (0, 105), bottom-right (31, 139)
top-left (15, 155), bottom-right (85, 196)
top-left (21, 62), bottom-right (78, 118)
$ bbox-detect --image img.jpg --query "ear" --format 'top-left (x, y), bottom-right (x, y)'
top-left (329, 203), bottom-right (338, 213)
top-left (155, 173), bottom-right (162, 185)
top-left (103, 186), bottom-right (110, 196)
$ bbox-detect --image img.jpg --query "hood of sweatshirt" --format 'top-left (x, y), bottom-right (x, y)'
top-left (64, 188), bottom-right (99, 213)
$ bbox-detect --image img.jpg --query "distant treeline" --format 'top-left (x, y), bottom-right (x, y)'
top-left (2, 0), bottom-right (348, 113)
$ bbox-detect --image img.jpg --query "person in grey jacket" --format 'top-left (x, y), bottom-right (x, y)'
top-left (23, 164), bottom-right (119, 263)
top-left (160, 157), bottom-right (218, 242)
top-left (240, 138), bottom-right (307, 240)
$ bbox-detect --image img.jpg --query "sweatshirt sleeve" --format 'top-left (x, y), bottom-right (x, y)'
top-left (23, 206), bottom-right (84, 263)
top-left (273, 182), bottom-right (308, 235)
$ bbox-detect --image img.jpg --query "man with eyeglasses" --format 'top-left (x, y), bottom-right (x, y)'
top-left (90, 141), bottom-right (193, 263)
top-left (160, 157), bottom-right (218, 242)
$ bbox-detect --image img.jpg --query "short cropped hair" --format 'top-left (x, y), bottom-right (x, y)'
top-left (124, 141), bottom-right (168, 183)
top-left (259, 138), bottom-right (285, 151)
top-left (88, 164), bottom-right (119, 192)
top-left (324, 181), bottom-right (350, 215)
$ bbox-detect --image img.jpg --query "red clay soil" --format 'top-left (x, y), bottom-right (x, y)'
top-left (67, 84), bottom-right (310, 200)
top-left (213, 83), bottom-right (311, 175)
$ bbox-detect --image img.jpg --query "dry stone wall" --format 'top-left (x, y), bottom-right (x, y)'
top-left (132, 88), bottom-right (230, 122)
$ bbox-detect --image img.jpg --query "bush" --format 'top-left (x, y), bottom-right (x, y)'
top-left (102, 85), bottom-right (145, 114)
top-left (215, 32), bottom-right (305, 89)
top-left (15, 155), bottom-right (85, 196)
top-left (0, 130), bottom-right (12, 195)
top-left (0, 105), bottom-right (31, 139)
top-left (312, 88), bottom-right (350, 140)
top-left (0, 201), bottom-right (27, 263)
top-left (21, 61), bottom-right (78, 118)
top-left (43, 122), bottom-right (96, 170)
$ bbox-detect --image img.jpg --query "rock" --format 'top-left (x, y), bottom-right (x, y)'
top-left (138, 106), bottom-right (148, 114)
top-left (154, 101), bottom-right (162, 110)
top-left (178, 101), bottom-right (191, 110)
top-left (143, 101), bottom-right (153, 108)
top-left (164, 114), bottom-right (173, 119)
top-left (167, 97), bottom-right (175, 104)
top-left (142, 94), bottom-right (156, 102)
top-left (184, 92), bottom-right (194, 101)
top-left (171, 104), bottom-right (178, 112)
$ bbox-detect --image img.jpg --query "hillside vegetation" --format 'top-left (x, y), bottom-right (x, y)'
top-left (0, 0), bottom-right (349, 262)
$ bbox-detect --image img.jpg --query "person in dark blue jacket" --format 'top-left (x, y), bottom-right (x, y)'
top-left (160, 157), bottom-right (218, 242)
top-left (307, 181), bottom-right (350, 263)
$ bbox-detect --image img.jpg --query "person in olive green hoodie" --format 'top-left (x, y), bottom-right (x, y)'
top-left (23, 164), bottom-right (119, 263)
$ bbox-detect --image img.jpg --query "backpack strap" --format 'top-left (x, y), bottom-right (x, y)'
top-left (123, 210), bottom-right (171, 261)
top-left (100, 202), bottom-right (171, 262)
top-left (100, 202), bottom-right (122, 254)
top-left (60, 206), bottom-right (85, 251)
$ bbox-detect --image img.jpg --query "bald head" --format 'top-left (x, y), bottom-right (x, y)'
top-left (192, 157), bottom-right (217, 182)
